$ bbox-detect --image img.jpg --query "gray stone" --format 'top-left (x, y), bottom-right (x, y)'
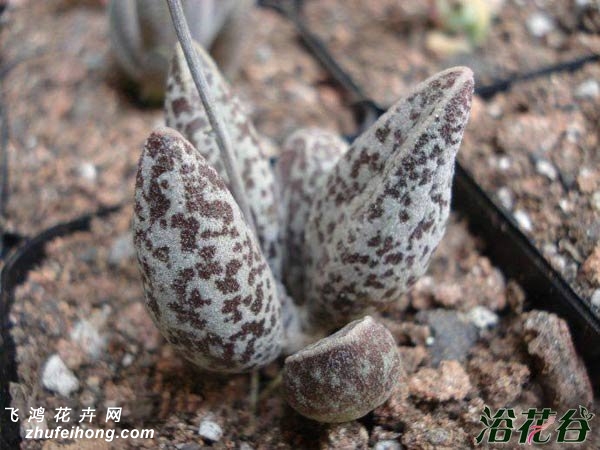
top-left (527, 12), bottom-right (554, 37)
top-left (416, 309), bottom-right (478, 365)
top-left (70, 319), bottom-right (105, 360)
top-left (108, 233), bottom-right (136, 266)
top-left (575, 79), bottom-right (599, 99)
top-left (591, 289), bottom-right (600, 308)
top-left (374, 440), bottom-right (402, 450)
top-left (465, 306), bottom-right (499, 329)
top-left (198, 418), bottom-right (223, 442)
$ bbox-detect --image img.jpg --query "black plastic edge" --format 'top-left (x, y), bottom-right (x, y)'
top-left (0, 204), bottom-right (122, 447)
top-left (452, 164), bottom-right (600, 365)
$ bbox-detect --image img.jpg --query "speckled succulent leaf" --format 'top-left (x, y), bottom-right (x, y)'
top-left (283, 316), bottom-right (401, 423)
top-left (277, 128), bottom-right (348, 303)
top-left (304, 67), bottom-right (474, 326)
top-left (133, 127), bottom-right (282, 373)
top-left (164, 42), bottom-right (282, 278)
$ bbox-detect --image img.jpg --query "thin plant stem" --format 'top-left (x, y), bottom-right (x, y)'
top-left (247, 369), bottom-right (259, 434)
top-left (165, 0), bottom-right (257, 236)
top-left (258, 372), bottom-right (282, 402)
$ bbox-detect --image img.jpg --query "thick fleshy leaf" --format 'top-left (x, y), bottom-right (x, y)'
top-left (164, 42), bottom-right (282, 278)
top-left (277, 128), bottom-right (348, 303)
top-left (133, 127), bottom-right (282, 372)
top-left (304, 67), bottom-right (474, 326)
top-left (283, 316), bottom-right (401, 423)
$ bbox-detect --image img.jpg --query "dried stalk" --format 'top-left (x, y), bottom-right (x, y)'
top-left (165, 0), bottom-right (257, 236)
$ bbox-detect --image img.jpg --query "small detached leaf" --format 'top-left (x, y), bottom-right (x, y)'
top-left (164, 42), bottom-right (282, 279)
top-left (283, 316), bottom-right (402, 423)
top-left (277, 128), bottom-right (348, 303)
top-left (304, 67), bottom-right (474, 327)
top-left (133, 127), bottom-right (282, 373)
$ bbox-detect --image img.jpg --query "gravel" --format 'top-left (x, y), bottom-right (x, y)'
top-left (41, 354), bottom-right (80, 397)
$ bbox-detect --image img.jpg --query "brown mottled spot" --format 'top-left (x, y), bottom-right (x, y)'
top-left (152, 246), bottom-right (170, 263)
top-left (195, 255), bottom-right (222, 280)
top-left (172, 267), bottom-right (195, 298)
top-left (145, 177), bottom-right (171, 225)
top-left (145, 291), bottom-right (161, 320)
top-left (384, 287), bottom-right (398, 298)
top-left (375, 237), bottom-right (394, 257)
top-left (375, 124), bottom-right (391, 143)
top-left (367, 235), bottom-right (381, 247)
top-left (197, 163), bottom-right (227, 191)
top-left (382, 269), bottom-right (394, 278)
top-left (215, 260), bottom-right (243, 294)
top-left (200, 198), bottom-right (234, 224)
top-left (341, 252), bottom-right (370, 265)
top-left (172, 97), bottom-right (191, 117)
top-left (184, 116), bottom-right (208, 138)
top-left (368, 197), bottom-right (384, 220)
top-left (222, 295), bottom-right (243, 323)
top-left (231, 319), bottom-right (266, 340)
top-left (251, 282), bottom-right (264, 314)
top-left (171, 213), bottom-right (199, 252)
top-left (384, 252), bottom-right (404, 265)
top-left (188, 288), bottom-right (211, 307)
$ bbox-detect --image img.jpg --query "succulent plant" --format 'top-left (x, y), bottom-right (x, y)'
top-left (108, 0), bottom-right (252, 102)
top-left (304, 66), bottom-right (474, 328)
top-left (433, 0), bottom-right (492, 45)
top-left (133, 20), bottom-right (473, 420)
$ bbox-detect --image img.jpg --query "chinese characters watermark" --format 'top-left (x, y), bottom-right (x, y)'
top-left (476, 405), bottom-right (594, 445)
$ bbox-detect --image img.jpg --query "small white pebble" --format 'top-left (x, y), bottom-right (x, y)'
top-left (108, 233), bottom-right (136, 265)
top-left (575, 79), bottom-right (599, 100)
top-left (374, 440), bottom-right (402, 450)
top-left (255, 44), bottom-right (272, 63)
top-left (487, 102), bottom-right (503, 118)
top-left (70, 320), bottom-right (105, 360)
top-left (86, 375), bottom-right (100, 389)
top-left (198, 418), bottom-right (222, 442)
top-left (77, 162), bottom-right (97, 182)
top-left (496, 187), bottom-right (513, 210)
top-left (527, 12), bottom-right (554, 37)
top-left (565, 125), bottom-right (582, 143)
top-left (42, 354), bottom-right (80, 397)
top-left (591, 290), bottom-right (600, 308)
top-left (550, 254), bottom-right (567, 271)
top-left (122, 353), bottom-right (134, 367)
top-left (592, 191), bottom-right (600, 211)
top-left (498, 156), bottom-right (511, 171)
top-left (425, 336), bottom-right (435, 346)
top-left (466, 306), bottom-right (499, 329)
top-left (513, 209), bottom-right (533, 232)
top-left (559, 198), bottom-right (572, 213)
top-left (535, 159), bottom-right (557, 181)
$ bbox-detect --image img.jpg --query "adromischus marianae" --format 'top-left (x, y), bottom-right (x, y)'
top-left (133, 40), bottom-right (474, 422)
